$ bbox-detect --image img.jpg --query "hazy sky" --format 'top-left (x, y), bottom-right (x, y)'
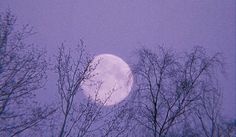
top-left (1, 0), bottom-right (235, 118)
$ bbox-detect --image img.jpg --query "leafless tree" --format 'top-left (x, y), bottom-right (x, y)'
top-left (194, 80), bottom-right (223, 137)
top-left (55, 41), bottom-right (96, 137)
top-left (192, 54), bottom-right (235, 137)
top-left (170, 47), bottom-right (227, 137)
top-left (180, 47), bottom-right (236, 137)
top-left (53, 41), bottom-right (131, 137)
top-left (131, 47), bottom-right (179, 137)
top-left (0, 10), bottom-right (54, 136)
top-left (131, 46), bottom-right (226, 137)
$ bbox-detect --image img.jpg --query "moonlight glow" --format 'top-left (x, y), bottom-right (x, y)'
top-left (81, 54), bottom-right (133, 106)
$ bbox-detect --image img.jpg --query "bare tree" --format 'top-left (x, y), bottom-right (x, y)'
top-left (194, 81), bottom-right (223, 137)
top-left (131, 47), bottom-right (180, 137)
top-left (190, 49), bottom-right (235, 137)
top-left (55, 41), bottom-right (96, 137)
top-left (54, 41), bottom-right (107, 137)
top-left (131, 46), bottom-right (225, 137)
top-left (0, 10), bottom-right (53, 136)
top-left (52, 41), bottom-right (134, 137)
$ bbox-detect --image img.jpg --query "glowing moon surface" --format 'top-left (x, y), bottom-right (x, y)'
top-left (81, 54), bottom-right (133, 106)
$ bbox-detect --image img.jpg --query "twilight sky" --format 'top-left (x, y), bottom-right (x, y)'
top-left (0, 0), bottom-right (235, 118)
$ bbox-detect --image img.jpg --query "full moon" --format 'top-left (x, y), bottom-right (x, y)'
top-left (81, 54), bottom-right (133, 106)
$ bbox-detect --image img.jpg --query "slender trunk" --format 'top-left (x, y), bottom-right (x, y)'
top-left (154, 102), bottom-right (158, 137)
top-left (59, 102), bottom-right (70, 137)
top-left (59, 113), bottom-right (68, 137)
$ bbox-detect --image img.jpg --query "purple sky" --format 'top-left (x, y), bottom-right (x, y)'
top-left (1, 0), bottom-right (235, 118)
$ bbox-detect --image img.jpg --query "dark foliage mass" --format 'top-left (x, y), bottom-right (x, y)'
top-left (0, 11), bottom-right (235, 137)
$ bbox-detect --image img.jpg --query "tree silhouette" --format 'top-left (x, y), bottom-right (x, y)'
top-left (54, 41), bottom-right (102, 137)
top-left (50, 41), bottom-right (131, 137)
top-left (0, 11), bottom-right (54, 136)
top-left (130, 46), bottom-right (231, 137)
